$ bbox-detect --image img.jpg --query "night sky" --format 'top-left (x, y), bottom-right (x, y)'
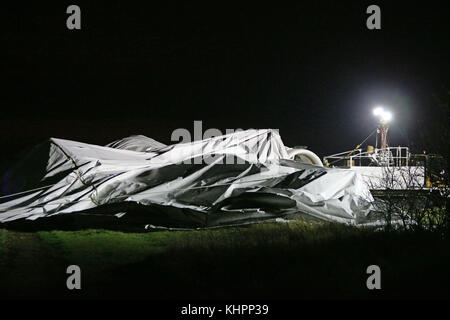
top-left (2, 2), bottom-right (449, 160)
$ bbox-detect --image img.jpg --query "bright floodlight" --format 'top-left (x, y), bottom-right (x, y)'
top-left (373, 107), bottom-right (392, 122)
top-left (373, 107), bottom-right (383, 116)
top-left (382, 111), bottom-right (392, 121)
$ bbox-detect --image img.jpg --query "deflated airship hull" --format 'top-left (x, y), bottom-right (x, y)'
top-left (0, 129), bottom-right (375, 228)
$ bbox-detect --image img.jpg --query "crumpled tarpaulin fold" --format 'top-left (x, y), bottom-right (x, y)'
top-left (0, 129), bottom-right (375, 228)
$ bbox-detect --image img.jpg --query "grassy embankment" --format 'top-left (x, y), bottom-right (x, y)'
top-left (0, 221), bottom-right (449, 299)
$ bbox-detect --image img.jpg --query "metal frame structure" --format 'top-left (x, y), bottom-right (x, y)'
top-left (324, 146), bottom-right (411, 168)
top-left (323, 108), bottom-right (446, 192)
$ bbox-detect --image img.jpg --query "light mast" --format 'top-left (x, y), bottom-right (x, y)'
top-left (373, 107), bottom-right (392, 165)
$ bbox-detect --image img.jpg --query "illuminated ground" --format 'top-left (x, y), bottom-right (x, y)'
top-left (0, 222), bottom-right (449, 299)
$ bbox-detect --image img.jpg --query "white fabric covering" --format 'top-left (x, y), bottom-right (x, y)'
top-left (0, 129), bottom-right (375, 228)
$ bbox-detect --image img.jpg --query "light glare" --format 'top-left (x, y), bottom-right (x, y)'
top-left (382, 111), bottom-right (392, 121)
top-left (373, 107), bottom-right (383, 116)
top-left (373, 106), bottom-right (392, 122)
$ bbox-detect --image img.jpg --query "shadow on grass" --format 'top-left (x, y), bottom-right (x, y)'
top-left (86, 224), bottom-right (450, 300)
top-left (0, 204), bottom-right (205, 233)
top-left (1, 221), bottom-right (449, 300)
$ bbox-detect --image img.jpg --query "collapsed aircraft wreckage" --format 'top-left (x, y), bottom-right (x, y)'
top-left (0, 129), bottom-right (379, 228)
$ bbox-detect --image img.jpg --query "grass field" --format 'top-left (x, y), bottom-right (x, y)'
top-left (0, 221), bottom-right (449, 299)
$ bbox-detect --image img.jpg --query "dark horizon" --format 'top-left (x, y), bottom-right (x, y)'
top-left (2, 2), bottom-right (449, 159)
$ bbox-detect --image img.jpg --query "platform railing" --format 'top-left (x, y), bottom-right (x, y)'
top-left (324, 147), bottom-right (410, 168)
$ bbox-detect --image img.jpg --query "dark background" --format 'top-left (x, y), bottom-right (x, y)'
top-left (1, 1), bottom-right (449, 159)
